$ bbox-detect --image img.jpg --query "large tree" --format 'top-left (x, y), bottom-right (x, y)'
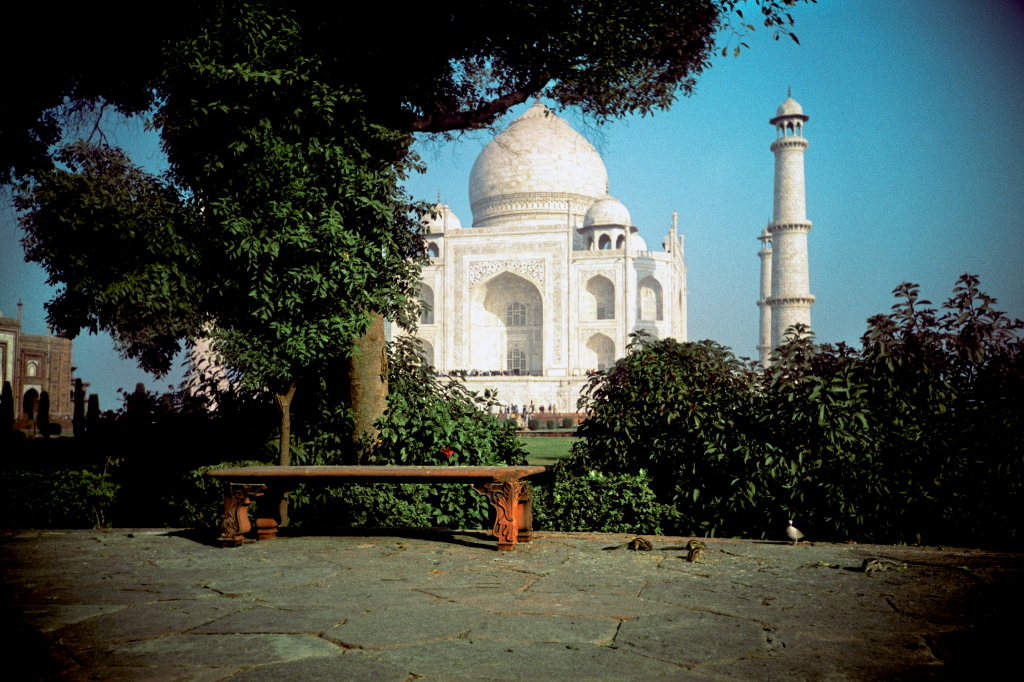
top-left (5, 1), bottom-right (812, 472)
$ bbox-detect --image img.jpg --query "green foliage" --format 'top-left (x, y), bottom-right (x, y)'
top-left (528, 419), bottom-right (541, 431)
top-left (370, 337), bottom-right (527, 469)
top-left (3, 2), bottom-right (814, 183)
top-left (534, 470), bottom-right (676, 535)
top-left (281, 336), bottom-right (527, 530)
top-left (561, 275), bottom-right (1023, 547)
top-left (562, 417), bottom-right (573, 428)
top-left (1, 468), bottom-right (119, 529)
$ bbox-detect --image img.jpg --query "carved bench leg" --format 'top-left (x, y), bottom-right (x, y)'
top-left (517, 482), bottom-right (534, 543)
top-left (477, 480), bottom-right (521, 551)
top-left (255, 485), bottom-right (285, 541)
top-left (220, 484), bottom-right (265, 548)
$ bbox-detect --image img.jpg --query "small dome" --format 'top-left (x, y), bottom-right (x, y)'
top-left (776, 97), bottom-right (803, 118)
top-left (583, 196), bottom-right (631, 228)
top-left (631, 232), bottom-right (648, 251)
top-left (421, 203), bottom-right (461, 233)
top-left (760, 226), bottom-right (771, 239)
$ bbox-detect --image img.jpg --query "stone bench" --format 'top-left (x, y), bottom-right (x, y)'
top-left (207, 465), bottom-right (546, 551)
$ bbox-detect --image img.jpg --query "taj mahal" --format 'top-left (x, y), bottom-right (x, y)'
top-left (401, 95), bottom-right (814, 411)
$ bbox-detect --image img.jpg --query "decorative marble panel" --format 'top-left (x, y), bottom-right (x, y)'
top-left (469, 259), bottom-right (545, 288)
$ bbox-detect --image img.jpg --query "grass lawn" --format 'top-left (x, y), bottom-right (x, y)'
top-left (519, 437), bottom-right (577, 466)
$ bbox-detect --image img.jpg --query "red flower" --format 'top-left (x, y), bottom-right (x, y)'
top-left (442, 448), bottom-right (454, 460)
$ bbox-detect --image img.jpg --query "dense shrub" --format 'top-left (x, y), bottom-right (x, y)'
top-left (1, 467), bottom-right (119, 528)
top-left (557, 275), bottom-right (1023, 547)
top-left (562, 417), bottom-right (573, 428)
top-left (528, 418), bottom-right (540, 431)
top-left (546, 419), bottom-right (555, 430)
top-left (534, 470), bottom-right (676, 534)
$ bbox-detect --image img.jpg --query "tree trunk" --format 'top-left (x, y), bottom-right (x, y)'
top-left (273, 381), bottom-right (297, 526)
top-left (348, 312), bottom-right (389, 464)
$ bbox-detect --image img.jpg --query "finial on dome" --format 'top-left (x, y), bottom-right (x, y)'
top-left (437, 191), bottom-right (441, 204)
top-left (788, 85), bottom-right (791, 98)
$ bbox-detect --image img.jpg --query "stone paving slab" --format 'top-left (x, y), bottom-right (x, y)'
top-left (3, 529), bottom-right (1020, 681)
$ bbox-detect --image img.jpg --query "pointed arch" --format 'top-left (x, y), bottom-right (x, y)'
top-left (638, 276), bottom-right (663, 322)
top-left (419, 339), bottom-right (435, 368)
top-left (470, 271), bottom-right (543, 373)
top-left (585, 275), bottom-right (615, 321)
top-left (584, 333), bottom-right (615, 371)
top-left (419, 283), bottom-right (434, 325)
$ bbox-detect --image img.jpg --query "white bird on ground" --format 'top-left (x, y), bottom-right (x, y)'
top-left (786, 519), bottom-right (805, 546)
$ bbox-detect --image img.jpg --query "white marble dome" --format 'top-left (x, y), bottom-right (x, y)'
top-left (421, 203), bottom-right (462, 233)
top-left (584, 196), bottom-right (631, 228)
top-left (775, 97), bottom-right (803, 118)
top-left (469, 101), bottom-right (608, 228)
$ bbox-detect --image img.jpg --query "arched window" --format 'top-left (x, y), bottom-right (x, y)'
top-left (419, 284), bottom-right (434, 325)
top-left (26, 361), bottom-right (38, 377)
top-left (615, 235), bottom-right (625, 250)
top-left (506, 302), bottom-right (527, 326)
top-left (586, 275), bottom-right (615, 321)
top-left (586, 334), bottom-right (615, 371)
top-left (638, 276), bottom-right (664, 322)
top-left (507, 347), bottom-right (527, 373)
top-left (419, 339), bottom-right (435, 368)
top-left (427, 242), bottom-right (440, 258)
top-left (598, 234), bottom-right (611, 250)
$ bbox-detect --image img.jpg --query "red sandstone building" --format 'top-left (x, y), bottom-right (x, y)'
top-left (0, 303), bottom-right (77, 423)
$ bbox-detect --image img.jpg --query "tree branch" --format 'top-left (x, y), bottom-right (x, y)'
top-left (407, 76), bottom-right (550, 134)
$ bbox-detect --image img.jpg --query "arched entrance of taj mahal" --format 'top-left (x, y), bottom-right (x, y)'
top-left (470, 271), bottom-right (543, 375)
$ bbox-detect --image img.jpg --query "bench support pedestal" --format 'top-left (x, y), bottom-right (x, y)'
top-left (476, 481), bottom-right (534, 550)
top-left (219, 484), bottom-right (266, 548)
top-left (255, 486), bottom-right (286, 540)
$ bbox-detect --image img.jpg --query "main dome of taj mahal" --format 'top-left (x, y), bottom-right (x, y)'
top-left (468, 101), bottom-right (609, 228)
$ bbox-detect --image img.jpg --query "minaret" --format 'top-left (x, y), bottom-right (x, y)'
top-left (756, 227), bottom-right (772, 367)
top-left (767, 92), bottom-right (814, 353)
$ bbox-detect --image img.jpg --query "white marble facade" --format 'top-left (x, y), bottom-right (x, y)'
top-left (403, 101), bottom-right (687, 412)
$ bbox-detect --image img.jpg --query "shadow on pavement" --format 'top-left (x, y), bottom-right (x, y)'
top-left (165, 525), bottom-right (497, 550)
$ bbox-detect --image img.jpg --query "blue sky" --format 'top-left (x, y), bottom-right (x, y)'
top-left (2, 0), bottom-right (1022, 408)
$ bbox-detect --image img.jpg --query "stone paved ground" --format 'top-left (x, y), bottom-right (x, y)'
top-left (3, 529), bottom-right (1019, 681)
